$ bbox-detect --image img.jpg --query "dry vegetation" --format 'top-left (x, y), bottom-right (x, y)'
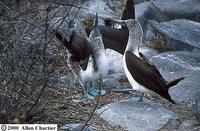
top-left (0, 1), bottom-right (129, 130)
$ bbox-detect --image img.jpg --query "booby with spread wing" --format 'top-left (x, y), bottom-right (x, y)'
top-left (109, 19), bottom-right (184, 104)
top-left (54, 14), bottom-right (109, 100)
top-left (79, 14), bottom-right (109, 99)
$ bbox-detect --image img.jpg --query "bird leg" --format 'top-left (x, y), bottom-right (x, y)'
top-left (129, 93), bottom-right (144, 102)
top-left (89, 78), bottom-right (106, 96)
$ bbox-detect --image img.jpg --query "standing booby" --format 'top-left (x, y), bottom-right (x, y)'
top-left (54, 14), bottom-right (109, 100)
top-left (110, 19), bottom-right (184, 104)
top-left (80, 14), bottom-right (109, 98)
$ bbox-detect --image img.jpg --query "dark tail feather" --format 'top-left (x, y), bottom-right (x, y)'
top-left (54, 30), bottom-right (71, 49)
top-left (166, 77), bottom-right (185, 89)
top-left (121, 0), bottom-right (135, 20)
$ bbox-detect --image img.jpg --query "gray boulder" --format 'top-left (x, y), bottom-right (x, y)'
top-left (107, 73), bottom-right (127, 82)
top-left (96, 98), bottom-right (180, 131)
top-left (153, 0), bottom-right (200, 22)
top-left (150, 51), bottom-right (200, 72)
top-left (52, 75), bottom-right (76, 88)
top-left (102, 78), bottom-right (121, 89)
top-left (149, 19), bottom-right (200, 51)
top-left (135, 2), bottom-right (166, 37)
top-left (161, 71), bottom-right (200, 106)
top-left (193, 92), bottom-right (200, 124)
top-left (140, 46), bottom-right (158, 59)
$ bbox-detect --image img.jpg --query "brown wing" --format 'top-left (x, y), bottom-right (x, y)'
top-left (54, 31), bottom-right (92, 71)
top-left (125, 51), bottom-right (167, 94)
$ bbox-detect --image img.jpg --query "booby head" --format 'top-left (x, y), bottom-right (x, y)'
top-left (107, 19), bottom-right (142, 36)
top-left (108, 19), bottom-right (143, 56)
top-left (89, 14), bottom-right (105, 51)
top-left (93, 14), bottom-right (101, 38)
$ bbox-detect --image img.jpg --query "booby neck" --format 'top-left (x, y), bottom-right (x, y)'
top-left (125, 19), bottom-right (143, 57)
top-left (89, 14), bottom-right (105, 53)
top-left (80, 14), bottom-right (109, 82)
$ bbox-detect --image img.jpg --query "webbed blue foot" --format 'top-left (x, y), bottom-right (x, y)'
top-left (82, 85), bottom-right (95, 100)
top-left (111, 88), bottom-right (135, 94)
top-left (89, 81), bottom-right (107, 96)
top-left (89, 87), bottom-right (107, 96)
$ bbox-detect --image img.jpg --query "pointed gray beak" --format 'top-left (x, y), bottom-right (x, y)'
top-left (93, 13), bottom-right (101, 37)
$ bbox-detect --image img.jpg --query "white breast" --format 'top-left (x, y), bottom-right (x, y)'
top-left (80, 50), bottom-right (109, 83)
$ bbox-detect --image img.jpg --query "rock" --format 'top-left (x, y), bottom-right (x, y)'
top-left (48, 17), bottom-right (75, 39)
top-left (148, 19), bottom-right (200, 51)
top-left (161, 71), bottom-right (200, 106)
top-left (193, 92), bottom-right (200, 124)
top-left (60, 123), bottom-right (94, 131)
top-left (91, 78), bottom-right (121, 91)
top-left (106, 49), bottom-right (124, 74)
top-left (135, 1), bottom-right (167, 38)
top-left (150, 51), bottom-right (200, 72)
top-left (177, 120), bottom-right (195, 131)
top-left (52, 75), bottom-right (79, 88)
top-left (102, 78), bottom-right (121, 89)
top-left (77, 0), bottom-right (120, 20)
top-left (96, 98), bottom-right (180, 131)
top-left (107, 73), bottom-right (127, 82)
top-left (135, 0), bottom-right (150, 4)
top-left (139, 46), bottom-right (158, 59)
top-left (153, 0), bottom-right (200, 22)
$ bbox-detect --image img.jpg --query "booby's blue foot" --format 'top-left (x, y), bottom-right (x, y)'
top-left (129, 93), bottom-right (144, 102)
top-left (82, 85), bottom-right (95, 100)
top-left (89, 87), bottom-right (107, 96)
top-left (111, 88), bottom-right (135, 94)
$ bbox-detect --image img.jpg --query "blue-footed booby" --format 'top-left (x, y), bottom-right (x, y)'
top-left (109, 19), bottom-right (184, 104)
top-left (54, 14), bottom-right (109, 100)
top-left (79, 13), bottom-right (109, 98)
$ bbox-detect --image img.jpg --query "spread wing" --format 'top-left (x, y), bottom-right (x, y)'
top-left (54, 31), bottom-right (92, 71)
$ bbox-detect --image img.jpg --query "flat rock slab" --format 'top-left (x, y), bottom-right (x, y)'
top-left (96, 99), bottom-right (179, 131)
top-left (149, 19), bottom-right (200, 51)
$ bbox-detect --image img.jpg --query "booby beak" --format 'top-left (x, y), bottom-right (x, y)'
top-left (93, 13), bottom-right (101, 37)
